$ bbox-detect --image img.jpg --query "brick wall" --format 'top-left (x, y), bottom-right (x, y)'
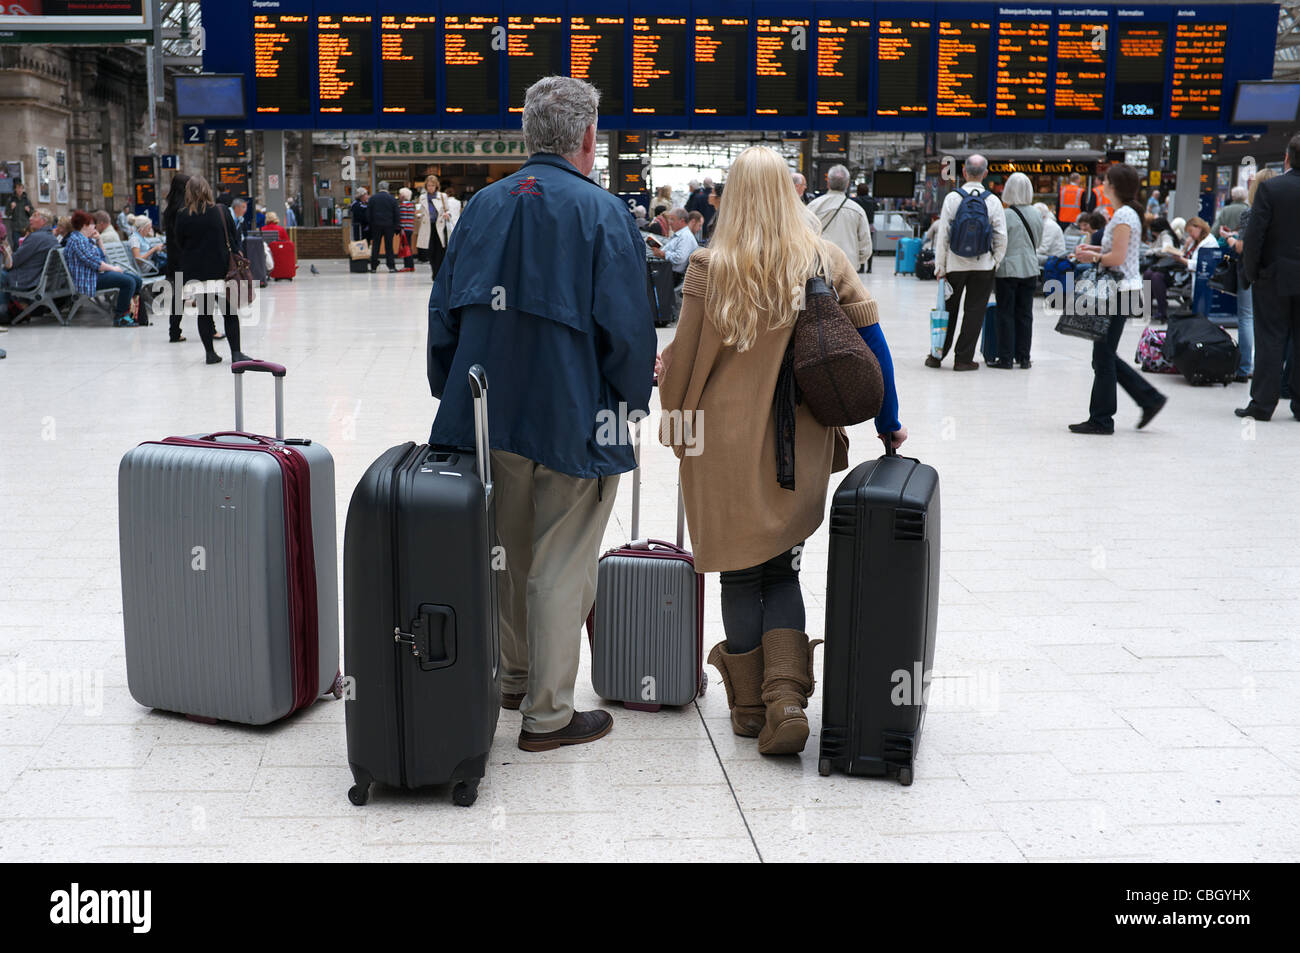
top-left (289, 225), bottom-right (350, 259)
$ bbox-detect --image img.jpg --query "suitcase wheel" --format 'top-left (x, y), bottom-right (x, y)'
top-left (697, 670), bottom-right (708, 698)
top-left (897, 766), bottom-right (914, 787)
top-left (348, 783), bottom-right (371, 806)
top-left (452, 779), bottom-right (479, 807)
top-left (818, 758), bottom-right (832, 777)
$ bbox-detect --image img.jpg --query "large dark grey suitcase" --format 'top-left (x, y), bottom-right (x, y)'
top-left (587, 431), bottom-right (705, 711)
top-left (343, 366), bottom-right (500, 807)
top-left (118, 361), bottom-right (341, 725)
top-left (244, 233), bottom-right (269, 284)
top-left (819, 442), bottom-right (940, 785)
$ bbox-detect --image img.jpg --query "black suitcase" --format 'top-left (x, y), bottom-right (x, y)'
top-left (1162, 315), bottom-right (1239, 386)
top-left (647, 259), bottom-right (676, 326)
top-left (343, 365), bottom-right (500, 807)
top-left (819, 442), bottom-right (940, 786)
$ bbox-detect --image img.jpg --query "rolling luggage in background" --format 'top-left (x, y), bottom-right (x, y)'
top-left (344, 366), bottom-right (500, 807)
top-left (587, 430), bottom-right (705, 711)
top-left (819, 441), bottom-right (940, 785)
top-left (647, 259), bottom-right (676, 327)
top-left (929, 282), bottom-right (948, 361)
top-left (980, 303), bottom-right (998, 365)
top-left (1135, 326), bottom-right (1179, 374)
top-left (895, 236), bottom-right (922, 275)
top-left (1163, 315), bottom-right (1239, 386)
top-left (119, 361), bottom-right (341, 725)
top-left (245, 233), bottom-right (269, 286)
top-left (914, 247), bottom-right (936, 280)
top-left (270, 240), bottom-right (297, 280)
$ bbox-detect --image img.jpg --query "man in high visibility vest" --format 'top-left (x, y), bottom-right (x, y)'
top-left (1091, 182), bottom-right (1114, 220)
top-left (1059, 173), bottom-right (1086, 226)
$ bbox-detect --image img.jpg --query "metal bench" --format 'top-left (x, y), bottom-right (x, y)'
top-left (8, 248), bottom-right (76, 325)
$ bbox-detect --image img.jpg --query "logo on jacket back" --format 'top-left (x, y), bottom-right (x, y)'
top-left (510, 175), bottom-right (543, 197)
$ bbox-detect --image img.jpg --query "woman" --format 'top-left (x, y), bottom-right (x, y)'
top-left (128, 215), bottom-right (166, 272)
top-left (1145, 216), bottom-right (1178, 254)
top-left (415, 174), bottom-right (460, 282)
top-left (54, 216), bottom-right (72, 245)
top-left (63, 209), bottom-right (141, 327)
top-left (261, 212), bottom-right (289, 243)
top-left (1069, 164), bottom-right (1168, 434)
top-left (1224, 169), bottom-right (1277, 383)
top-left (657, 146), bottom-right (903, 755)
top-left (991, 173), bottom-right (1042, 369)
top-left (397, 187), bottom-right (417, 271)
top-left (162, 172), bottom-right (190, 342)
top-left (650, 184), bottom-right (672, 218)
top-left (173, 175), bottom-right (251, 366)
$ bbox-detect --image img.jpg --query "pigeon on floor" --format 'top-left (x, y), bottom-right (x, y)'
top-left (310, 264), bottom-right (320, 275)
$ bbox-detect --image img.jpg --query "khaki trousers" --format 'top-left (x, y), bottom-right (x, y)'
top-left (491, 450), bottom-right (619, 733)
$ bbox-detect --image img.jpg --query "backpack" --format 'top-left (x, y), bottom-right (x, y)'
top-left (949, 187), bottom-right (993, 259)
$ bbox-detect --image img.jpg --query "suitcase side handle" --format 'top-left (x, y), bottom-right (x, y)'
top-left (232, 362), bottom-right (286, 440)
top-left (468, 364), bottom-right (492, 505)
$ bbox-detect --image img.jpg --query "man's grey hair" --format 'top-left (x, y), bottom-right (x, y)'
top-left (1002, 172), bottom-right (1033, 207)
top-left (232, 197), bottom-right (248, 208)
top-left (826, 164), bottom-right (851, 192)
top-left (689, 179), bottom-right (701, 190)
top-left (703, 177), bottom-right (714, 188)
top-left (792, 172), bottom-right (806, 188)
top-left (633, 205), bottom-right (647, 218)
top-left (523, 76), bottom-right (599, 157)
top-left (964, 155), bottom-right (988, 180)
top-left (1231, 186), bottom-right (1248, 203)
top-left (667, 206), bottom-right (688, 223)
top-left (32, 207), bottom-right (53, 222)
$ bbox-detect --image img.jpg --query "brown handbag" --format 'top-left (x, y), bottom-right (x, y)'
top-left (792, 274), bottom-right (882, 427)
top-left (221, 208), bottom-right (255, 307)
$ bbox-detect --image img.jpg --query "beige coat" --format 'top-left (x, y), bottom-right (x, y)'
top-left (415, 190), bottom-right (461, 251)
top-left (658, 241), bottom-right (879, 573)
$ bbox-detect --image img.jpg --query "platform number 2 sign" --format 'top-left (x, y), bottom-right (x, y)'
top-left (183, 124), bottom-right (204, 146)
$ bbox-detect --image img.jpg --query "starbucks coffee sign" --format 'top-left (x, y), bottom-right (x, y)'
top-left (359, 137), bottom-right (528, 158)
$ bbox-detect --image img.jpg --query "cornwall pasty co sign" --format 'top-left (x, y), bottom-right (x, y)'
top-left (359, 138), bottom-right (528, 157)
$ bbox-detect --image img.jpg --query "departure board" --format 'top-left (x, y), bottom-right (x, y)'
top-left (508, 16), bottom-right (565, 114)
top-left (317, 14), bottom-right (373, 115)
top-left (935, 20), bottom-right (990, 119)
top-left (444, 14), bottom-right (500, 116)
top-left (380, 15), bottom-right (437, 115)
top-left (1113, 23), bottom-right (1167, 120)
top-left (1170, 21), bottom-right (1228, 121)
top-left (570, 16), bottom-right (624, 116)
top-left (877, 19), bottom-right (930, 117)
top-left (995, 20), bottom-right (1049, 119)
top-left (631, 17), bottom-right (687, 117)
top-left (693, 16), bottom-right (747, 116)
top-left (816, 18), bottom-right (870, 118)
top-left (1054, 21), bottom-right (1107, 120)
top-left (754, 18), bottom-right (809, 117)
top-left (254, 13), bottom-right (310, 114)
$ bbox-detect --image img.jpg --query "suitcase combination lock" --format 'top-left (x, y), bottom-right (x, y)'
top-left (393, 605), bottom-right (458, 669)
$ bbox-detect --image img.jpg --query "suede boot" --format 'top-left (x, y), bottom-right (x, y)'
top-left (707, 641), bottom-right (765, 737)
top-left (758, 628), bottom-right (822, 755)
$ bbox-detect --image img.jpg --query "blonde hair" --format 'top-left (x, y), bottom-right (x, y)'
top-left (1249, 168), bottom-right (1277, 205)
top-left (266, 211), bottom-right (279, 225)
top-left (705, 146), bottom-right (832, 352)
top-left (425, 174), bottom-right (440, 193)
top-left (1185, 216), bottom-right (1210, 239)
top-left (184, 175), bottom-right (215, 216)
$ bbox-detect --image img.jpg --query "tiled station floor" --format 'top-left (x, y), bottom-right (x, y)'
top-left (1, 260), bottom-right (1297, 861)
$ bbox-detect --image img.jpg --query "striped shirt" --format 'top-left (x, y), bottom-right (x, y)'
top-left (399, 201), bottom-right (416, 232)
top-left (64, 231), bottom-right (105, 295)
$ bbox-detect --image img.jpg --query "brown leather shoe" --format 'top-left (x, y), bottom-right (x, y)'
top-left (518, 710), bottom-right (613, 752)
top-left (924, 355), bottom-right (942, 368)
top-left (954, 360), bottom-right (980, 371)
top-left (501, 691), bottom-right (526, 710)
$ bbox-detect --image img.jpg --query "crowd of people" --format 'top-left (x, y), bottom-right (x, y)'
top-left (349, 175), bottom-right (462, 279)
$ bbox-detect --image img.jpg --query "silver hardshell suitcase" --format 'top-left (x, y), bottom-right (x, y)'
top-left (118, 361), bottom-right (341, 725)
top-left (587, 432), bottom-right (705, 711)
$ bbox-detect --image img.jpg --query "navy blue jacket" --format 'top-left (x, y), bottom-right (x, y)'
top-left (428, 153), bottom-right (657, 478)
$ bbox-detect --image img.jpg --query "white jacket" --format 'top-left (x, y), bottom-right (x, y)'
top-left (932, 182), bottom-right (1007, 274)
top-left (806, 190), bottom-right (872, 267)
top-left (415, 190), bottom-right (461, 250)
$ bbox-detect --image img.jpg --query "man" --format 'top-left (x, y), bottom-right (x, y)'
top-left (1146, 189), bottom-right (1164, 218)
top-left (230, 197), bottom-right (251, 251)
top-left (351, 188), bottom-right (370, 243)
top-left (807, 164), bottom-right (873, 274)
top-left (5, 181), bottom-right (33, 250)
top-left (852, 182), bottom-right (878, 221)
top-left (1211, 187), bottom-right (1249, 239)
top-left (93, 210), bottom-right (122, 244)
top-left (1058, 172), bottom-right (1086, 228)
top-left (1238, 134), bottom-right (1300, 421)
top-left (367, 186), bottom-right (399, 272)
top-left (1091, 178), bottom-right (1114, 220)
top-left (427, 75), bottom-right (656, 751)
top-left (650, 206), bottom-right (698, 321)
top-left (791, 172), bottom-right (810, 204)
top-left (929, 153), bottom-right (1007, 371)
top-left (1, 207), bottom-right (57, 306)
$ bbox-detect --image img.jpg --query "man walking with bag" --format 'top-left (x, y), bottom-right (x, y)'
top-left (928, 154), bottom-right (1007, 371)
top-left (427, 76), bottom-right (656, 751)
top-left (807, 164), bottom-right (873, 274)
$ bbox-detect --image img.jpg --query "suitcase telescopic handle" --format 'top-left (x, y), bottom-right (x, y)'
top-left (628, 417), bottom-right (685, 548)
top-left (232, 361), bottom-right (286, 440)
top-left (468, 364), bottom-right (492, 505)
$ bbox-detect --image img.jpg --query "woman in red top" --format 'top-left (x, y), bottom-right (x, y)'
top-left (262, 212), bottom-right (289, 243)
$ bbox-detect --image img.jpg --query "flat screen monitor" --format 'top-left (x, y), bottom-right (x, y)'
top-left (1231, 82), bottom-right (1300, 125)
top-left (175, 74), bottom-right (246, 119)
top-left (873, 169), bottom-right (916, 199)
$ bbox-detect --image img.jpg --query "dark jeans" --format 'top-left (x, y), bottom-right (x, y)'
top-left (97, 270), bottom-right (142, 319)
top-left (994, 275), bottom-right (1035, 364)
top-left (1089, 314), bottom-right (1163, 430)
top-left (427, 239), bottom-right (446, 282)
top-left (370, 226), bottom-right (397, 271)
top-left (1249, 280), bottom-right (1300, 414)
top-left (719, 545), bottom-right (806, 654)
top-left (941, 268), bottom-right (995, 364)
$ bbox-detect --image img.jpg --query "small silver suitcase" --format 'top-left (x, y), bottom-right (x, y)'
top-left (119, 361), bottom-right (341, 725)
top-left (587, 433), bottom-right (705, 711)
